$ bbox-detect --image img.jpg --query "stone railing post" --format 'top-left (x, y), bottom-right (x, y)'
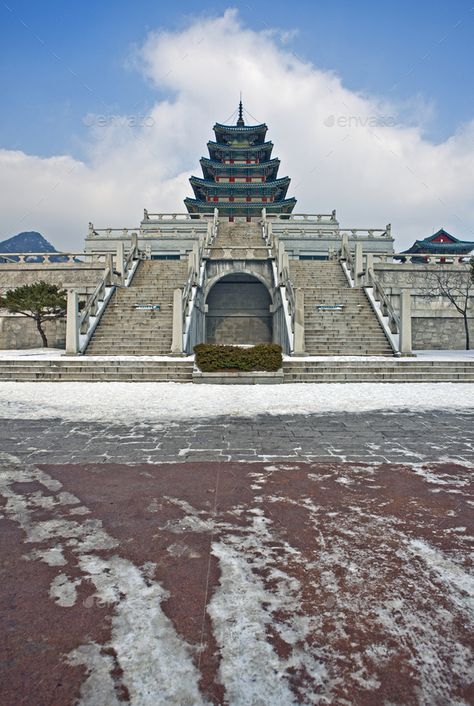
top-left (116, 242), bottom-right (125, 282)
top-left (131, 232), bottom-right (138, 251)
top-left (399, 289), bottom-right (412, 355)
top-left (65, 289), bottom-right (79, 355)
top-left (294, 288), bottom-right (305, 356)
top-left (105, 253), bottom-right (113, 285)
top-left (192, 242), bottom-right (200, 282)
top-left (171, 288), bottom-right (183, 355)
top-left (365, 253), bottom-right (374, 285)
top-left (267, 220), bottom-right (273, 246)
top-left (354, 242), bottom-right (363, 286)
top-left (341, 232), bottom-right (349, 258)
top-left (278, 241), bottom-right (285, 282)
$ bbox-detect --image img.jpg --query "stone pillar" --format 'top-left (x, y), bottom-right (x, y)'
top-left (354, 242), bottom-right (363, 286)
top-left (65, 289), bottom-right (79, 355)
top-left (131, 232), bottom-right (138, 251)
top-left (341, 232), bottom-right (349, 258)
top-left (105, 253), bottom-right (113, 285)
top-left (365, 253), bottom-right (374, 285)
top-left (116, 242), bottom-right (125, 281)
top-left (293, 288), bottom-right (305, 356)
top-left (192, 242), bottom-right (200, 283)
top-left (171, 288), bottom-right (183, 355)
top-left (278, 241), bottom-right (285, 282)
top-left (399, 289), bottom-right (412, 356)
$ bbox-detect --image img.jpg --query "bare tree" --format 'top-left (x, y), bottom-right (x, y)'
top-left (424, 260), bottom-right (473, 350)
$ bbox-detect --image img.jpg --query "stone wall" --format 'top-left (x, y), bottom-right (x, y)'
top-left (374, 263), bottom-right (473, 349)
top-left (0, 264), bottom-right (104, 350)
top-left (0, 264), bottom-right (105, 294)
top-left (0, 314), bottom-right (66, 349)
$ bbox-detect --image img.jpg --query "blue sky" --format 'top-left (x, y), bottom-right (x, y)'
top-left (1, 2), bottom-right (474, 249)
top-left (1, 0), bottom-right (473, 159)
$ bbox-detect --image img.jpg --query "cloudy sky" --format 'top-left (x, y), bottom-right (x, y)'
top-left (1, 1), bottom-right (473, 250)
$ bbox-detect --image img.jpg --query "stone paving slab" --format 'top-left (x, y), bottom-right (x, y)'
top-left (0, 410), bottom-right (473, 464)
top-left (0, 456), bottom-right (472, 706)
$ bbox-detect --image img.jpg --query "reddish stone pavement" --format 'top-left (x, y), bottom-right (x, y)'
top-left (1, 457), bottom-right (473, 706)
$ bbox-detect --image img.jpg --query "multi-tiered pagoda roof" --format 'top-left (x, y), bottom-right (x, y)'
top-left (185, 103), bottom-right (296, 220)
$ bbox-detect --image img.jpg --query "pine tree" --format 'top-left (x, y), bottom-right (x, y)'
top-left (0, 281), bottom-right (67, 348)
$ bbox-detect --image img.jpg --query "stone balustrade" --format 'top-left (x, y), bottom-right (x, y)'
top-left (375, 252), bottom-right (472, 264)
top-left (0, 252), bottom-right (110, 265)
top-left (269, 213), bottom-right (337, 223)
top-left (142, 212), bottom-right (209, 221)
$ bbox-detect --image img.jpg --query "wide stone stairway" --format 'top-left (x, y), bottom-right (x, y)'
top-left (85, 259), bottom-right (188, 355)
top-left (290, 260), bottom-right (393, 356)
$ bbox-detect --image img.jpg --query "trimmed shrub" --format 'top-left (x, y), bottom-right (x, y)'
top-left (194, 343), bottom-right (283, 372)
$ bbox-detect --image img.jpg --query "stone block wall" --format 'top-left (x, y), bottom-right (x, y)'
top-left (0, 314), bottom-right (66, 349)
top-left (374, 263), bottom-right (473, 350)
top-left (0, 264), bottom-right (104, 350)
top-left (0, 264), bottom-right (105, 294)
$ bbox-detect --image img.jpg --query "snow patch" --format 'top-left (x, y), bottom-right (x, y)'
top-left (0, 381), bottom-right (473, 424)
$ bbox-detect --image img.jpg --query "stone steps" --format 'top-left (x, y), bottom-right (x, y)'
top-left (283, 360), bottom-right (474, 382)
top-left (85, 260), bottom-right (187, 355)
top-left (0, 360), bottom-right (193, 382)
top-left (289, 260), bottom-right (393, 357)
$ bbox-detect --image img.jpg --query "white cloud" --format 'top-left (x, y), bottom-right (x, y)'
top-left (1, 8), bottom-right (473, 251)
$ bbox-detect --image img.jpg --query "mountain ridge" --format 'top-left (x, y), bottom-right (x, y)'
top-left (0, 231), bottom-right (57, 253)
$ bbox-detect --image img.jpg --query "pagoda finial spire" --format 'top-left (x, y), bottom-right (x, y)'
top-left (237, 94), bottom-right (244, 126)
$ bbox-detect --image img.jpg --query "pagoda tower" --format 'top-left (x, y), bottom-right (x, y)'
top-left (185, 102), bottom-right (296, 221)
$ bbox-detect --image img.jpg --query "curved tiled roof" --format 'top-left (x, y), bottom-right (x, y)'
top-left (214, 122), bottom-right (267, 133)
top-left (184, 197), bottom-right (296, 211)
top-left (401, 240), bottom-right (474, 255)
top-left (207, 141), bottom-right (273, 154)
top-left (190, 176), bottom-right (290, 190)
top-left (200, 157), bottom-right (280, 171)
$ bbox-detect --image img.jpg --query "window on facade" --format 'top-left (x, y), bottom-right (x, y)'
top-left (262, 197), bottom-right (267, 203)
top-left (214, 196), bottom-right (218, 202)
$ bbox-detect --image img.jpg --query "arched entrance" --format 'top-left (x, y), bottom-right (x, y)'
top-left (205, 273), bottom-right (273, 345)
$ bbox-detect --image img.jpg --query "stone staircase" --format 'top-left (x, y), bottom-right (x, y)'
top-left (85, 260), bottom-right (189, 355)
top-left (0, 357), bottom-right (472, 383)
top-left (290, 260), bottom-right (393, 356)
top-left (283, 359), bottom-right (474, 383)
top-left (0, 359), bottom-right (193, 382)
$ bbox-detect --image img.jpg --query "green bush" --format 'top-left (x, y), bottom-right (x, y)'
top-left (194, 343), bottom-right (283, 372)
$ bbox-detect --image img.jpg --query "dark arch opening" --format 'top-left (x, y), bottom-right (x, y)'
top-left (205, 273), bottom-right (273, 345)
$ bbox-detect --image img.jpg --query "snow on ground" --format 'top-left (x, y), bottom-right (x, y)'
top-left (1, 348), bottom-right (474, 361)
top-left (0, 381), bottom-right (472, 423)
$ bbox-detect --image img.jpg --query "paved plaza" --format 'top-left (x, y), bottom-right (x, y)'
top-left (0, 384), bottom-right (473, 705)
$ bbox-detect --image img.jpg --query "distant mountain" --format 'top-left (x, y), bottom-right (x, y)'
top-left (0, 231), bottom-right (70, 263)
top-left (0, 231), bottom-right (57, 254)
